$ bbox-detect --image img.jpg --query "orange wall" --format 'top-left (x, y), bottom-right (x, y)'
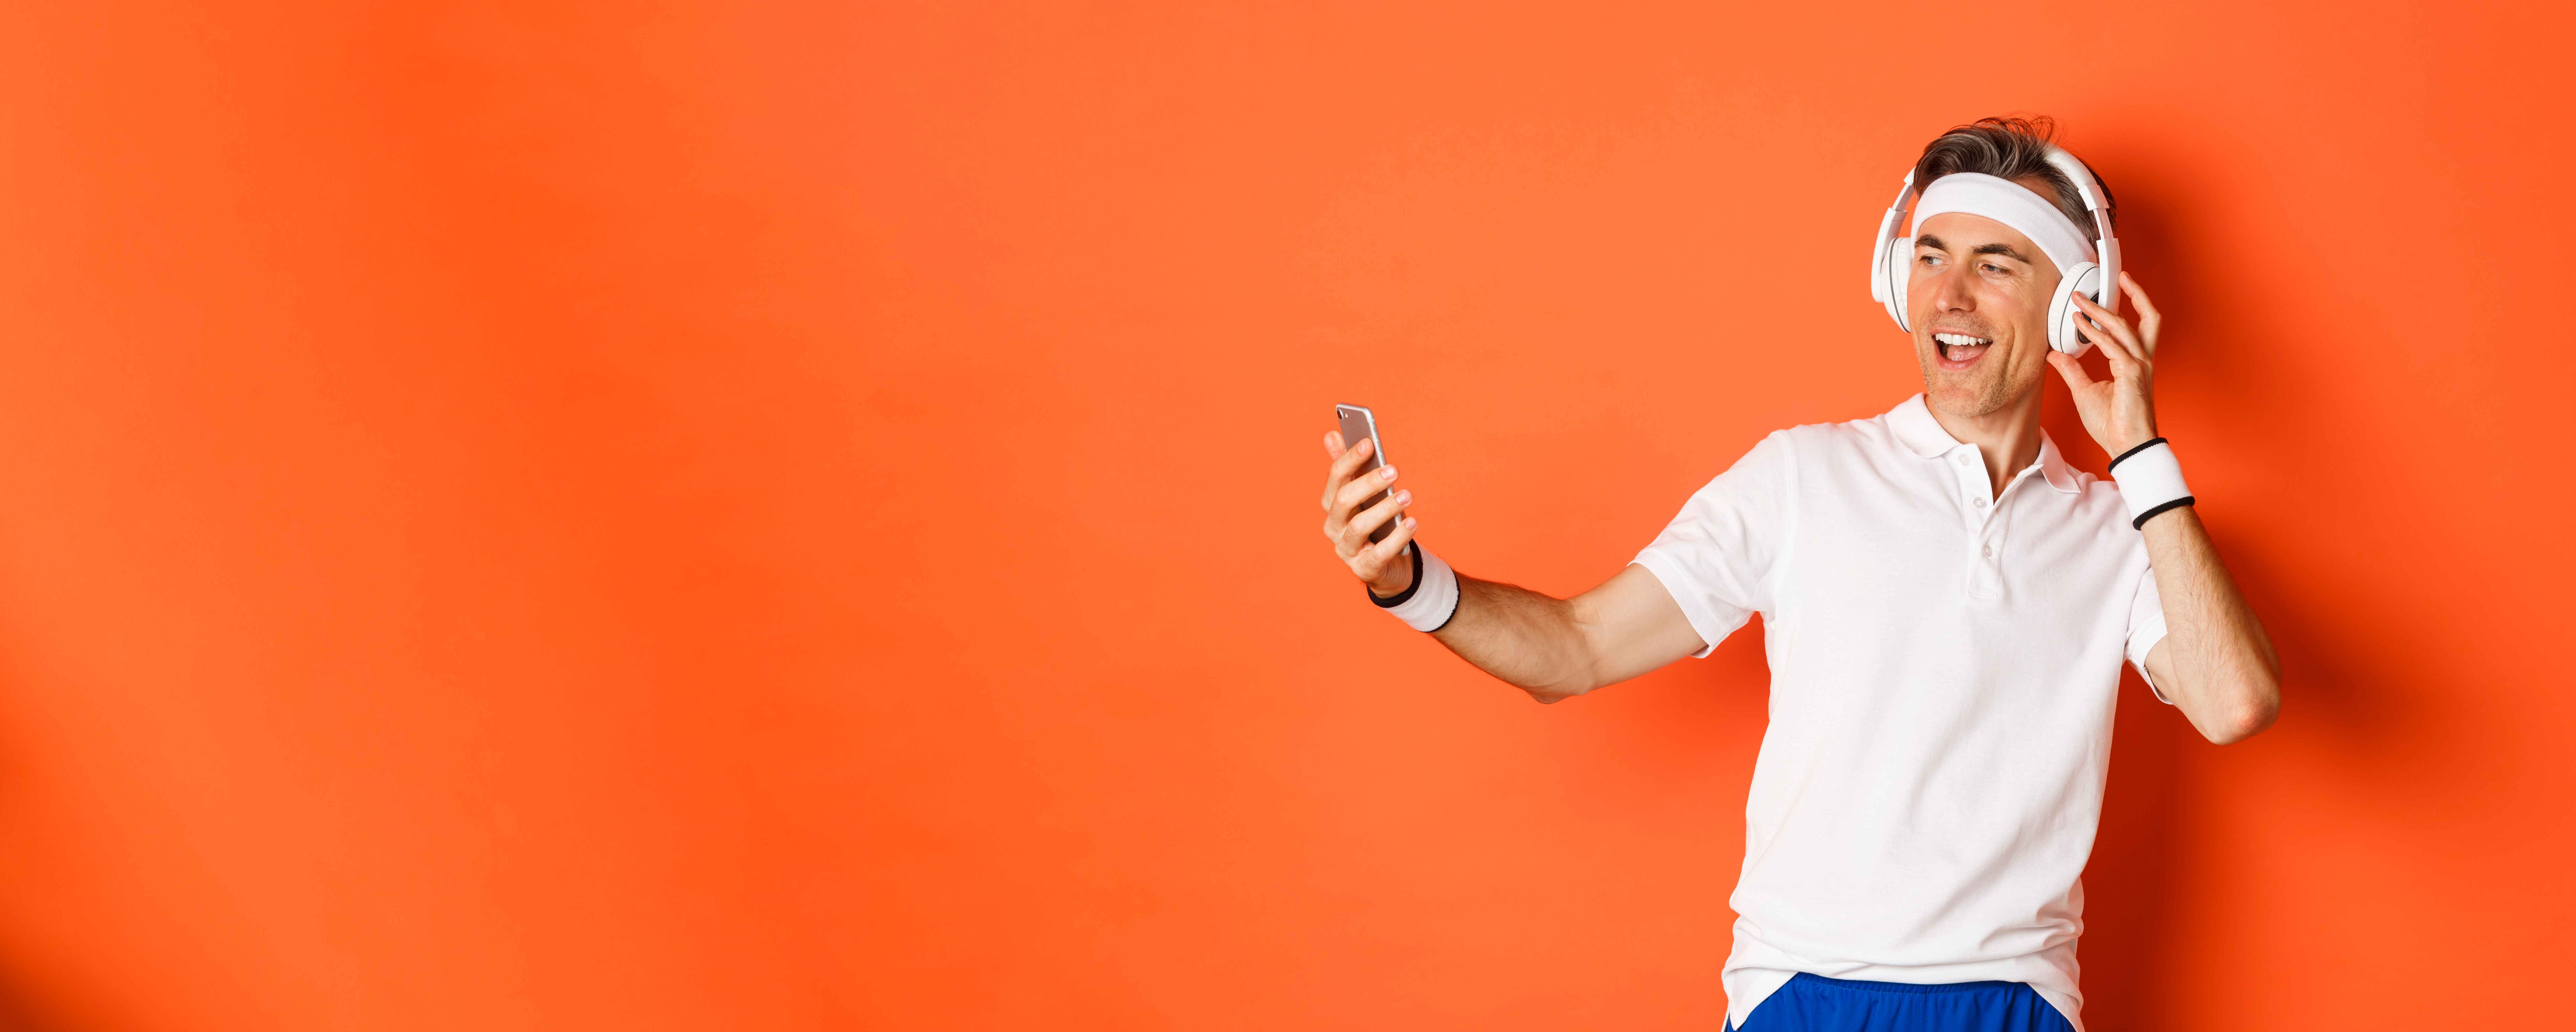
top-left (2, 1), bottom-right (2570, 1028)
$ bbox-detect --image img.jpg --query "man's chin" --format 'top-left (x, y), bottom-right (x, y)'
top-left (1921, 374), bottom-right (2010, 419)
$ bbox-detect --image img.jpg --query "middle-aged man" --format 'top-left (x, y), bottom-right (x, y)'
top-left (1313, 117), bottom-right (2280, 1032)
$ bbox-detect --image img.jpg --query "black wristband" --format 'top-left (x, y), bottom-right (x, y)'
top-left (1367, 540), bottom-right (1425, 608)
top-left (2131, 495), bottom-right (2196, 530)
top-left (2107, 436), bottom-right (2170, 474)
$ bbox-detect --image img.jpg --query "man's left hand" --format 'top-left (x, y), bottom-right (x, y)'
top-left (2048, 272), bottom-right (2164, 456)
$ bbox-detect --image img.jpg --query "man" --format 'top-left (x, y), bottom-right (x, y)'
top-left (1313, 117), bottom-right (2279, 1032)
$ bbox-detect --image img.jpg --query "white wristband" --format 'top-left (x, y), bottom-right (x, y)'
top-left (1369, 541), bottom-right (1461, 632)
top-left (2108, 438), bottom-right (2195, 529)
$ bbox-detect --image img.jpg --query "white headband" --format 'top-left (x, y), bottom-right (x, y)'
top-left (1910, 172), bottom-right (2097, 273)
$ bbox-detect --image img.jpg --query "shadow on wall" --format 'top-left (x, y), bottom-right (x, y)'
top-left (2032, 143), bottom-right (2202, 1031)
top-left (0, 823), bottom-right (71, 1025)
top-left (0, 972), bottom-right (61, 1030)
top-left (2073, 671), bottom-right (2188, 1032)
top-left (2040, 131), bottom-right (2404, 1030)
top-left (0, 664), bottom-right (94, 1031)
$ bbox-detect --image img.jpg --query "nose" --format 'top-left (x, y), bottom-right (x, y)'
top-left (1927, 262), bottom-right (1976, 313)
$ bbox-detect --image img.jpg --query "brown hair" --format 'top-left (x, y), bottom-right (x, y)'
top-left (1911, 116), bottom-right (2116, 237)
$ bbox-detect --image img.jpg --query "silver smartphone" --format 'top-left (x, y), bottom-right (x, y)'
top-left (1334, 403), bottom-right (1398, 544)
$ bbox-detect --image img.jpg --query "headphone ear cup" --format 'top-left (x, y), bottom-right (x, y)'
top-left (2048, 261), bottom-right (2102, 356)
top-left (1881, 236), bottom-right (1913, 331)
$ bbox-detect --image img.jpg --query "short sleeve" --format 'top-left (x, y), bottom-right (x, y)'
top-left (2126, 562), bottom-right (2173, 704)
top-left (1630, 431), bottom-right (1794, 658)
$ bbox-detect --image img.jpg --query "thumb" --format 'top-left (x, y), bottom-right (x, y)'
top-left (2047, 351), bottom-right (2094, 391)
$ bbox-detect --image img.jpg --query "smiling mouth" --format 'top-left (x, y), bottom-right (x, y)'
top-left (1933, 332), bottom-right (1993, 365)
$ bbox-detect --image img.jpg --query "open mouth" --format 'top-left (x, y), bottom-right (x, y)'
top-left (1933, 332), bottom-right (1993, 366)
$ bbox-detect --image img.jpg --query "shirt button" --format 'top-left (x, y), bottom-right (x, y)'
top-left (1982, 544), bottom-right (1993, 557)
top-left (1972, 497), bottom-right (1987, 508)
top-left (1955, 453), bottom-right (1972, 465)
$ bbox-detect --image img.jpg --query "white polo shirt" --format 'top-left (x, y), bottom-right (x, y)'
top-left (1631, 394), bottom-right (2167, 1031)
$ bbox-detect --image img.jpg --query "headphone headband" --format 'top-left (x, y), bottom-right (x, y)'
top-left (2042, 147), bottom-right (2121, 323)
top-left (2040, 147), bottom-right (2115, 249)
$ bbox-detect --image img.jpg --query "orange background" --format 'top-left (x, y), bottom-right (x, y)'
top-left (3, 1), bottom-right (2571, 1028)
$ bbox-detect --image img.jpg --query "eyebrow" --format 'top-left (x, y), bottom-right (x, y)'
top-left (1915, 234), bottom-right (2034, 264)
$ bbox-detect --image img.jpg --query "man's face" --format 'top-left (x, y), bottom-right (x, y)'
top-left (1905, 196), bottom-right (2063, 419)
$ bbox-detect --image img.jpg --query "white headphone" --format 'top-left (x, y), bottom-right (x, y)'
top-left (1868, 147), bottom-right (2121, 355)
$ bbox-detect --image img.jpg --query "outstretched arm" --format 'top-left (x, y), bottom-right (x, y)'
top-left (1433, 566), bottom-right (1708, 703)
top-left (2054, 275), bottom-right (2282, 744)
top-left (1320, 433), bottom-right (1706, 704)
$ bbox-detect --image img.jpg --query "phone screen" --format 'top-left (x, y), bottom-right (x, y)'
top-left (1334, 404), bottom-right (1396, 544)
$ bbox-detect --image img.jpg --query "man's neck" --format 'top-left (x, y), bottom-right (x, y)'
top-left (1926, 391), bottom-right (2044, 497)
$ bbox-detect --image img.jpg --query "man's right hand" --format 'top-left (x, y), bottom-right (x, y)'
top-left (1319, 431), bottom-right (1418, 598)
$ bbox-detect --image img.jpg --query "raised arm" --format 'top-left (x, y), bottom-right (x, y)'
top-left (1320, 432), bottom-right (1706, 704)
top-left (2054, 275), bottom-right (2282, 744)
top-left (2136, 507), bottom-right (2280, 742)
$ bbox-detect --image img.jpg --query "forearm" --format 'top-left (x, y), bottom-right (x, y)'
top-left (1429, 575), bottom-right (1606, 703)
top-left (2141, 507), bottom-right (2281, 742)
top-left (1419, 563), bottom-right (1706, 704)
top-left (1317, 430), bottom-right (1701, 704)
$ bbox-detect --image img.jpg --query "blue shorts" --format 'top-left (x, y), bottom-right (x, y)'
top-left (1730, 973), bottom-right (2076, 1032)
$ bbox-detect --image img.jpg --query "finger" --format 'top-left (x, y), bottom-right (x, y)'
top-left (1364, 514), bottom-right (1420, 570)
top-left (2071, 294), bottom-right (2147, 371)
top-left (2073, 307), bottom-right (2135, 360)
top-left (1334, 462), bottom-right (1399, 515)
top-left (1320, 437), bottom-right (1375, 510)
top-left (2069, 291), bottom-right (2141, 352)
top-left (1318, 433), bottom-right (1346, 507)
top-left (1338, 489), bottom-right (1412, 555)
top-left (2078, 312), bottom-right (2145, 379)
top-left (2048, 350), bottom-right (2097, 391)
top-left (2040, 351), bottom-right (2102, 400)
top-left (2117, 273), bottom-right (2161, 356)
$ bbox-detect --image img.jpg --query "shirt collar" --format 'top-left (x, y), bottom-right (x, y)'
top-left (1886, 393), bottom-right (2082, 495)
top-left (2034, 436), bottom-right (2082, 494)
